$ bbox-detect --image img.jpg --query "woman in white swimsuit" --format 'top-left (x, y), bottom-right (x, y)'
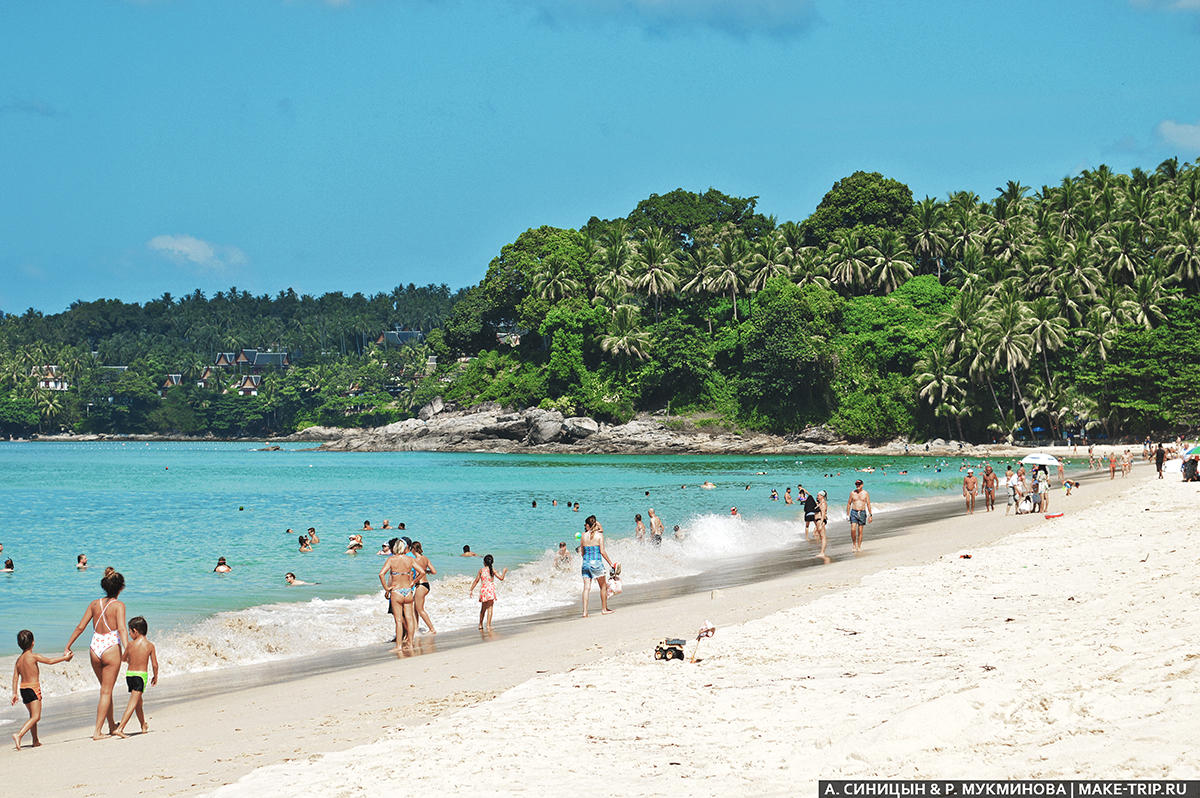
top-left (65, 569), bottom-right (128, 740)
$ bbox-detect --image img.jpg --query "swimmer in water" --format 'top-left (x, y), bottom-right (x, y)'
top-left (346, 535), bottom-right (364, 554)
top-left (77, 554), bottom-right (88, 570)
top-left (377, 542), bottom-right (392, 555)
top-left (298, 536), bottom-right (312, 552)
top-left (701, 481), bottom-right (715, 489)
top-left (285, 572), bottom-right (312, 586)
top-left (381, 520), bottom-right (392, 530)
top-left (730, 507), bottom-right (740, 517)
top-left (461, 545), bottom-right (479, 557)
top-left (213, 557), bottom-right (231, 573)
top-left (307, 527), bottom-right (320, 545)
top-left (362, 520), bottom-right (373, 531)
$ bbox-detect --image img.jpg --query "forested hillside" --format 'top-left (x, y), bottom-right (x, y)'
top-left (3, 160), bottom-right (1199, 441)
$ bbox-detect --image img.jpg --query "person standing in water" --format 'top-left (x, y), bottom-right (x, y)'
top-left (846, 480), bottom-right (872, 553)
top-left (469, 554), bottom-right (507, 632)
top-left (815, 490), bottom-right (829, 558)
top-left (409, 541), bottom-right (437, 635)
top-left (579, 516), bottom-right (617, 617)
top-left (378, 540), bottom-right (420, 650)
top-left (647, 508), bottom-right (665, 546)
top-left (802, 489), bottom-right (818, 540)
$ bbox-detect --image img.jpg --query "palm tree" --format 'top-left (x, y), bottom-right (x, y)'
top-left (1076, 307), bottom-right (1117, 362)
top-left (1159, 219), bottom-right (1200, 288)
top-left (1098, 221), bottom-right (1144, 284)
top-left (633, 229), bottom-right (679, 321)
top-left (706, 239), bottom-right (748, 322)
top-left (868, 230), bottom-right (914, 293)
top-left (825, 231), bottom-right (871, 292)
top-left (985, 290), bottom-right (1037, 440)
top-left (532, 255), bottom-right (582, 304)
top-left (599, 305), bottom-right (651, 369)
top-left (746, 234), bottom-right (790, 293)
top-left (911, 197), bottom-right (948, 279)
top-left (35, 389), bottom-right (64, 433)
top-left (1026, 297), bottom-right (1068, 389)
top-left (1129, 267), bottom-right (1171, 328)
top-left (915, 348), bottom-right (967, 438)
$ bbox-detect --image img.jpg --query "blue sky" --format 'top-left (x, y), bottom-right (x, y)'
top-left (2, 0), bottom-right (1199, 314)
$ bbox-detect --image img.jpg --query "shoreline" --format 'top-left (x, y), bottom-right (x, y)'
top-left (219, 463), bottom-right (1198, 794)
top-left (4, 459), bottom-right (1128, 795)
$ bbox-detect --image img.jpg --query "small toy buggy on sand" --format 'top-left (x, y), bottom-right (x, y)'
top-left (654, 638), bottom-right (687, 660)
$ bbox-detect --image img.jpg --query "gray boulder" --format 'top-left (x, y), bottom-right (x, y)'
top-left (525, 408), bottom-right (565, 444)
top-left (417, 396), bottom-right (445, 421)
top-left (796, 425), bottom-right (841, 445)
top-left (562, 416), bottom-right (599, 440)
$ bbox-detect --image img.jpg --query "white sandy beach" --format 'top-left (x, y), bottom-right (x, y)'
top-left (8, 459), bottom-right (1196, 796)
top-left (212, 467), bottom-right (1198, 795)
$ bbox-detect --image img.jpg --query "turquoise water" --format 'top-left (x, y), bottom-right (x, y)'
top-left (0, 441), bottom-right (1024, 688)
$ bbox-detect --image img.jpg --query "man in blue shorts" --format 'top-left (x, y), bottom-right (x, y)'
top-left (846, 479), bottom-right (873, 553)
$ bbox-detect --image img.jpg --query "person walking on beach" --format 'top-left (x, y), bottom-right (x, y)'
top-left (469, 555), bottom-right (507, 632)
top-left (379, 540), bottom-right (420, 649)
top-left (1005, 466), bottom-right (1019, 516)
top-left (846, 480), bottom-right (872, 553)
top-left (64, 569), bottom-right (128, 740)
top-left (802, 489), bottom-right (818, 539)
top-left (962, 469), bottom-right (978, 514)
top-left (579, 516), bottom-right (617, 617)
top-left (11, 630), bottom-right (73, 750)
top-left (409, 541), bottom-right (437, 635)
top-left (114, 616), bottom-right (158, 738)
top-left (982, 465), bottom-right (998, 512)
top-left (1156, 443), bottom-right (1166, 479)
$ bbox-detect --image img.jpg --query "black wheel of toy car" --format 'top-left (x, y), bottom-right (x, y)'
top-left (654, 648), bottom-right (664, 660)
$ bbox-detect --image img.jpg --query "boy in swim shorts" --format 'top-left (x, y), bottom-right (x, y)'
top-left (114, 616), bottom-right (158, 737)
top-left (11, 630), bottom-right (73, 750)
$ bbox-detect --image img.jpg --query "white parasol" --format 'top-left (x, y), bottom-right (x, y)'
top-left (1020, 452), bottom-right (1061, 466)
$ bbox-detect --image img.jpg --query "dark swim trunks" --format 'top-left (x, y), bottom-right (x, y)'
top-left (126, 675), bottom-right (146, 693)
top-left (20, 686), bottom-right (41, 704)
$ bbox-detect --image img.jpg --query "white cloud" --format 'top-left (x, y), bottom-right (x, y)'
top-left (147, 234), bottom-right (248, 271)
top-left (1157, 119), bottom-right (1200, 152)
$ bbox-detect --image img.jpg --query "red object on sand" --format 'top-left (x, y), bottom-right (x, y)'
top-left (1044, 513), bottom-right (1064, 519)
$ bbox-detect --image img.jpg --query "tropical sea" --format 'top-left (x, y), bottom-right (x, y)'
top-left (0, 441), bottom-right (1017, 699)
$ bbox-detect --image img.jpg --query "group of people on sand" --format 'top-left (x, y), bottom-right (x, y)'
top-left (377, 536), bottom-right (439, 647)
top-left (11, 568), bottom-right (160, 750)
top-left (959, 462), bottom-right (1059, 516)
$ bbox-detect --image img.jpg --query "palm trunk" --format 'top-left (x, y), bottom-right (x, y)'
top-left (1010, 370), bottom-right (1036, 442)
top-left (731, 289), bottom-right (738, 323)
top-left (1041, 348), bottom-right (1053, 391)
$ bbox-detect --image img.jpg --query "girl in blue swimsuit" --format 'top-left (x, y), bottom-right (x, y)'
top-left (579, 516), bottom-right (618, 618)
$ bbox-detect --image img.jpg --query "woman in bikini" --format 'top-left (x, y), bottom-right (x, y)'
top-left (469, 554), bottom-right (507, 632)
top-left (378, 540), bottom-right (420, 650)
top-left (409, 541), bottom-right (437, 635)
top-left (65, 569), bottom-right (128, 740)
top-left (815, 490), bottom-right (829, 558)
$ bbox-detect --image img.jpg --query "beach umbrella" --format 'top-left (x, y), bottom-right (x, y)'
top-left (1187, 445), bottom-right (1200, 455)
top-left (1020, 452), bottom-right (1061, 466)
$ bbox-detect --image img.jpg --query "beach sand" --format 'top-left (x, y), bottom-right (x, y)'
top-left (9, 460), bottom-right (1195, 795)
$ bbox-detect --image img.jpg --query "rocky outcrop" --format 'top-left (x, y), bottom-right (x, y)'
top-left (278, 408), bottom-right (1024, 457)
top-left (417, 396), bottom-right (445, 421)
top-left (562, 416), bottom-right (599, 440)
top-left (524, 408), bottom-right (564, 444)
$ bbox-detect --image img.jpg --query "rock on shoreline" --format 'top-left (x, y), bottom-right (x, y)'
top-left (279, 401), bottom-right (1028, 458)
